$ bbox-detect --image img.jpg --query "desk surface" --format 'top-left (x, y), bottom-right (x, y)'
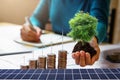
top-left (0, 23), bottom-right (120, 69)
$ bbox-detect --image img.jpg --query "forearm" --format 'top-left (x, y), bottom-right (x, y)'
top-left (30, 0), bottom-right (50, 29)
top-left (30, 15), bottom-right (42, 28)
top-left (90, 0), bottom-right (110, 43)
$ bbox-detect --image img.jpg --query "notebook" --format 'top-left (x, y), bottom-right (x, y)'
top-left (14, 33), bottom-right (73, 48)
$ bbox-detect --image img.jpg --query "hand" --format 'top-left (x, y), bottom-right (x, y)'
top-left (20, 24), bottom-right (42, 42)
top-left (72, 37), bottom-right (100, 67)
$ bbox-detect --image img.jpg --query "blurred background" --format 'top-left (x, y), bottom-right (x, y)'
top-left (0, 0), bottom-right (120, 44)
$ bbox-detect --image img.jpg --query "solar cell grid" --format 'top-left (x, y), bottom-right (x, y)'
top-left (0, 68), bottom-right (119, 80)
top-left (106, 73), bottom-right (117, 79)
top-left (118, 68), bottom-right (120, 71)
top-left (65, 73), bottom-right (73, 79)
top-left (6, 74), bottom-right (16, 79)
top-left (5, 69), bottom-right (14, 73)
top-left (50, 69), bottom-right (57, 73)
top-left (39, 74), bottom-right (48, 79)
top-left (47, 73), bottom-right (56, 79)
top-left (80, 69), bottom-right (87, 73)
top-left (20, 69), bottom-right (28, 73)
top-left (73, 73), bottom-right (81, 79)
top-left (98, 74), bottom-right (108, 79)
top-left (111, 68), bottom-right (120, 73)
top-left (90, 74), bottom-right (99, 79)
top-left (65, 69), bottom-right (71, 73)
top-left (22, 74), bottom-right (32, 79)
top-left (56, 73), bottom-right (64, 80)
top-left (87, 69), bottom-right (96, 73)
top-left (13, 69), bottom-right (21, 73)
top-left (35, 69), bottom-right (42, 73)
top-left (82, 73), bottom-right (91, 79)
top-left (14, 74), bottom-right (24, 79)
top-left (103, 69), bottom-right (111, 73)
top-left (31, 74), bottom-right (40, 79)
top-left (57, 69), bottom-right (64, 73)
top-left (95, 68), bottom-right (103, 73)
top-left (27, 69), bottom-right (35, 73)
top-left (73, 69), bottom-right (80, 74)
top-left (0, 69), bottom-right (8, 73)
top-left (115, 73), bottom-right (120, 79)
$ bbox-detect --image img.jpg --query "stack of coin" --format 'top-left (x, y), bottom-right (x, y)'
top-left (29, 59), bottom-right (37, 69)
top-left (58, 50), bottom-right (67, 69)
top-left (20, 65), bottom-right (29, 69)
top-left (37, 56), bottom-right (46, 69)
top-left (47, 53), bottom-right (56, 69)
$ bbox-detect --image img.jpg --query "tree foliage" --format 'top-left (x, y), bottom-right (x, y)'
top-left (67, 11), bottom-right (98, 42)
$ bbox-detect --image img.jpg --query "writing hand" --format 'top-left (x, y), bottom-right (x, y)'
top-left (20, 24), bottom-right (42, 42)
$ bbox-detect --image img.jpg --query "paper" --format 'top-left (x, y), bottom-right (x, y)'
top-left (0, 38), bottom-right (35, 56)
top-left (14, 33), bottom-right (73, 48)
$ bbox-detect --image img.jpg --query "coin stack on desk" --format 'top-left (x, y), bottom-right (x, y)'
top-left (47, 53), bottom-right (56, 69)
top-left (29, 59), bottom-right (37, 69)
top-left (21, 65), bottom-right (29, 69)
top-left (37, 56), bottom-right (46, 69)
top-left (20, 50), bottom-right (68, 69)
top-left (58, 50), bottom-right (67, 69)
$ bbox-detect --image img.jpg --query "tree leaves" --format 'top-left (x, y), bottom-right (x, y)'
top-left (67, 11), bottom-right (98, 42)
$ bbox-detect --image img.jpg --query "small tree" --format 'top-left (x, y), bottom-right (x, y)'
top-left (68, 11), bottom-right (98, 57)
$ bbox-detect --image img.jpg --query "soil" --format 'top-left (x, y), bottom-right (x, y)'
top-left (72, 41), bottom-right (97, 58)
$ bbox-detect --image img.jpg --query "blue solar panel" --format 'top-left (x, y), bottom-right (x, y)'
top-left (0, 68), bottom-right (119, 79)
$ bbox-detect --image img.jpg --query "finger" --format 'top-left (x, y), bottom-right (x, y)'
top-left (91, 55), bottom-right (96, 65)
top-left (27, 27), bottom-right (41, 42)
top-left (94, 46), bottom-right (100, 61)
top-left (27, 30), bottom-right (39, 39)
top-left (72, 52), bottom-right (80, 65)
top-left (23, 25), bottom-right (40, 42)
top-left (72, 53), bottom-right (76, 59)
top-left (85, 52), bottom-right (91, 65)
top-left (90, 46), bottom-right (100, 65)
top-left (21, 28), bottom-right (29, 41)
top-left (75, 52), bottom-right (80, 65)
top-left (91, 50), bottom-right (100, 64)
top-left (23, 24), bottom-right (38, 37)
top-left (79, 50), bottom-right (86, 67)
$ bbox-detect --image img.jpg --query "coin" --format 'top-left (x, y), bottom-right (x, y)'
top-left (29, 59), bottom-right (37, 69)
top-left (58, 50), bottom-right (67, 69)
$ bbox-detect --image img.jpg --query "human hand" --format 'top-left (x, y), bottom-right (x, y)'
top-left (20, 24), bottom-right (42, 42)
top-left (72, 37), bottom-right (100, 67)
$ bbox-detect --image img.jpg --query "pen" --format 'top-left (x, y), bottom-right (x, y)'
top-left (25, 16), bottom-right (36, 32)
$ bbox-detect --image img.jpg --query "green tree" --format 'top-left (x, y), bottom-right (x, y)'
top-left (68, 11), bottom-right (98, 43)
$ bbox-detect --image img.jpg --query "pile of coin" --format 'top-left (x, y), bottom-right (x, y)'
top-left (29, 59), bottom-right (37, 69)
top-left (47, 53), bottom-right (56, 69)
top-left (37, 56), bottom-right (46, 69)
top-left (20, 50), bottom-right (68, 69)
top-left (21, 65), bottom-right (29, 69)
top-left (58, 50), bottom-right (67, 69)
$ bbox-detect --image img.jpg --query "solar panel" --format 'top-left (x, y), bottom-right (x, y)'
top-left (0, 68), bottom-right (120, 79)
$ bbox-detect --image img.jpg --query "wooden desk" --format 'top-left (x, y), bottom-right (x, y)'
top-left (0, 23), bottom-right (120, 69)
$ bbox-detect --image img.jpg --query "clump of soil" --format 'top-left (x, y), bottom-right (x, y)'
top-left (72, 41), bottom-right (96, 58)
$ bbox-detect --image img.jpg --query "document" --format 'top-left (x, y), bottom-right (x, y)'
top-left (14, 33), bottom-right (73, 48)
